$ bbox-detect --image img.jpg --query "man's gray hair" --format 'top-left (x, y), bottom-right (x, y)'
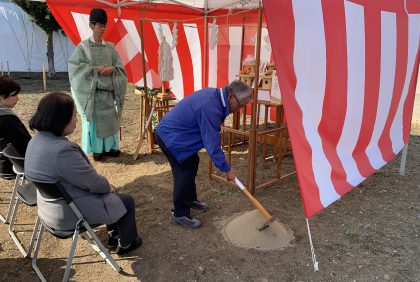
top-left (227, 80), bottom-right (252, 100)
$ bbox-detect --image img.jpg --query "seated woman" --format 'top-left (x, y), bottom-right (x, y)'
top-left (0, 76), bottom-right (31, 178)
top-left (25, 92), bottom-right (141, 255)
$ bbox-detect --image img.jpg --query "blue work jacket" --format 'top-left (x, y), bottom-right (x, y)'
top-left (156, 87), bottom-right (231, 172)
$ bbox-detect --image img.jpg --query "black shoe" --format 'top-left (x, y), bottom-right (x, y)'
top-left (107, 237), bottom-right (118, 248)
top-left (169, 212), bottom-right (202, 229)
top-left (116, 237), bottom-right (142, 255)
top-left (93, 153), bottom-right (104, 161)
top-left (104, 149), bottom-right (121, 157)
top-left (190, 201), bottom-right (208, 211)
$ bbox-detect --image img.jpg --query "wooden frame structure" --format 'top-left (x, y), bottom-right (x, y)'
top-left (208, 6), bottom-right (295, 194)
top-left (130, 2), bottom-right (295, 194)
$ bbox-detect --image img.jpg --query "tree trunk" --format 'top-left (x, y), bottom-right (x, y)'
top-left (46, 32), bottom-right (56, 78)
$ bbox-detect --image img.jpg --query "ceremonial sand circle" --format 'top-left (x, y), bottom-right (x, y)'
top-left (221, 210), bottom-right (294, 251)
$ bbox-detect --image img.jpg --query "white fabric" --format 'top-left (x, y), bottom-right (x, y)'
top-left (337, 0), bottom-right (365, 186)
top-left (219, 87), bottom-right (226, 107)
top-left (292, 0), bottom-right (341, 207)
top-left (158, 37), bottom-right (174, 81)
top-left (0, 2), bottom-right (75, 72)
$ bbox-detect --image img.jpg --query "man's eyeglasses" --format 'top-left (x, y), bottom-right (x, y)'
top-left (232, 94), bottom-right (249, 108)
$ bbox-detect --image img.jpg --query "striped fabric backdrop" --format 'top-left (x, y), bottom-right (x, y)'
top-left (46, 1), bottom-right (274, 104)
top-left (263, 0), bottom-right (420, 217)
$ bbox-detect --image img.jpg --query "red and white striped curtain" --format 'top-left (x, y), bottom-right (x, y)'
top-left (263, 0), bottom-right (420, 217)
top-left (46, 1), bottom-right (274, 101)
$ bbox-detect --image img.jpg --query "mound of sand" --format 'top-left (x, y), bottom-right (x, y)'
top-left (222, 210), bottom-right (294, 251)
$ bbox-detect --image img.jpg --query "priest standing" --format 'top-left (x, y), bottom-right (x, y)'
top-left (68, 8), bottom-right (128, 161)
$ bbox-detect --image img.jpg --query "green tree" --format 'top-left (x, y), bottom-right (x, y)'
top-left (13, 0), bottom-right (62, 78)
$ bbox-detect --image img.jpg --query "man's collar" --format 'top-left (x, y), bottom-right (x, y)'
top-left (89, 36), bottom-right (105, 45)
top-left (219, 87), bottom-right (229, 116)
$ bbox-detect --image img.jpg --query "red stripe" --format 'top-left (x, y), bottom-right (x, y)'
top-left (378, 11), bottom-right (408, 162)
top-left (108, 19), bottom-right (128, 45)
top-left (264, 0), bottom-right (324, 218)
top-left (217, 26), bottom-right (230, 87)
top-left (352, 5), bottom-right (380, 178)
top-left (243, 26), bottom-right (257, 60)
top-left (348, 0), bottom-right (410, 13)
top-left (174, 24), bottom-right (195, 97)
top-left (199, 19), bottom-right (206, 88)
top-left (125, 52), bottom-right (150, 83)
top-left (403, 43), bottom-right (420, 143)
top-left (318, 0), bottom-right (353, 196)
top-left (243, 26), bottom-right (257, 115)
top-left (140, 22), bottom-right (161, 83)
top-left (46, 2), bottom-right (83, 44)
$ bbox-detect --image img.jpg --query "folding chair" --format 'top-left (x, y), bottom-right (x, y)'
top-left (2, 144), bottom-right (39, 257)
top-left (0, 138), bottom-right (16, 223)
top-left (31, 181), bottom-right (122, 282)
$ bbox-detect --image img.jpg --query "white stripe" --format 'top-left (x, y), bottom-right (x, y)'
top-left (208, 26), bottom-right (218, 87)
top-left (121, 19), bottom-right (154, 81)
top-left (119, 20), bottom-right (147, 64)
top-left (292, 0), bottom-right (340, 207)
top-left (146, 70), bottom-right (153, 86)
top-left (121, 20), bottom-right (141, 52)
top-left (337, 1), bottom-right (366, 186)
top-left (365, 12), bottom-right (397, 169)
top-left (220, 88), bottom-right (226, 107)
top-left (260, 28), bottom-right (271, 63)
top-left (228, 26), bottom-right (242, 83)
top-left (152, 22), bottom-right (184, 100)
top-left (115, 33), bottom-right (138, 65)
top-left (184, 24), bottom-right (202, 91)
top-left (71, 12), bottom-right (91, 40)
top-left (390, 14), bottom-right (420, 154)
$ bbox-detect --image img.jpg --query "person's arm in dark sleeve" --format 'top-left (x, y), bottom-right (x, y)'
top-left (197, 108), bottom-right (231, 172)
top-left (2, 116), bottom-right (31, 157)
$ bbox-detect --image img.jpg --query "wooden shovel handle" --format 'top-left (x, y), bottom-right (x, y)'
top-left (133, 99), bottom-right (157, 160)
top-left (235, 178), bottom-right (272, 221)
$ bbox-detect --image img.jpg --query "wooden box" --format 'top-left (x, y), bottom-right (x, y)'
top-left (242, 62), bottom-right (257, 75)
top-left (239, 74), bottom-right (255, 87)
top-left (259, 75), bottom-right (272, 90)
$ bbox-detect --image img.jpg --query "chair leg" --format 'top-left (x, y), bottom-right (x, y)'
top-left (4, 175), bottom-right (20, 223)
top-left (63, 229), bottom-right (80, 282)
top-left (83, 222), bottom-right (121, 273)
top-left (27, 216), bottom-right (41, 258)
top-left (32, 224), bottom-right (47, 282)
top-left (8, 198), bottom-right (28, 257)
top-left (81, 233), bottom-right (109, 261)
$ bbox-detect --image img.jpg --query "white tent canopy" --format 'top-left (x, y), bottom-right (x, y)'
top-left (0, 1), bottom-right (75, 72)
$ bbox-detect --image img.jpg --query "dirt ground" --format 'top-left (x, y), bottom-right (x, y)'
top-left (0, 73), bottom-right (419, 282)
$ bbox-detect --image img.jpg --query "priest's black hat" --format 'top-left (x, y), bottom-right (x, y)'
top-left (89, 8), bottom-right (107, 24)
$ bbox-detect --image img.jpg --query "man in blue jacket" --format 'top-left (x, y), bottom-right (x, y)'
top-left (156, 80), bottom-right (252, 228)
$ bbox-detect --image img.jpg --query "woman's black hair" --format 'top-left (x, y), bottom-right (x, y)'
top-left (29, 92), bottom-right (75, 136)
top-left (0, 76), bottom-right (21, 99)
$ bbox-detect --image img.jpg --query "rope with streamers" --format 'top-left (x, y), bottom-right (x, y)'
top-left (210, 18), bottom-right (218, 50)
top-left (171, 21), bottom-right (178, 49)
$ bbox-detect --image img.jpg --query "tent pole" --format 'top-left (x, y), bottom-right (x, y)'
top-left (203, 2), bottom-right (209, 88)
top-left (133, 19), bottom-right (151, 160)
top-left (306, 218), bottom-right (319, 271)
top-left (399, 143), bottom-right (408, 176)
top-left (247, 5), bottom-right (263, 194)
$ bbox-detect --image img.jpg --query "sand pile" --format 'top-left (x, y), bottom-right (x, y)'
top-left (222, 210), bottom-right (294, 251)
